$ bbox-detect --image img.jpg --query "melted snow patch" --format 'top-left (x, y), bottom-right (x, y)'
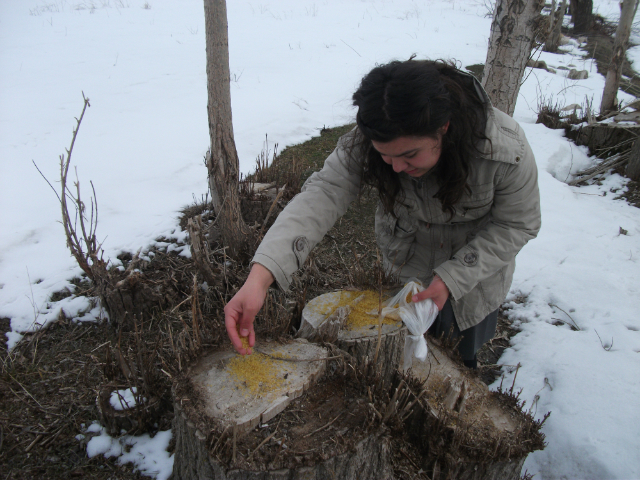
top-left (85, 422), bottom-right (173, 480)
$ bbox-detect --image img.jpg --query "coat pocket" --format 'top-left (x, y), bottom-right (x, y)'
top-left (454, 199), bottom-right (493, 221)
top-left (375, 211), bottom-right (417, 266)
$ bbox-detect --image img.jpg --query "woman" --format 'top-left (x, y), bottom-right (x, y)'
top-left (225, 59), bottom-right (541, 368)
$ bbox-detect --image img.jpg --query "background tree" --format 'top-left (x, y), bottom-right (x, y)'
top-left (545, 0), bottom-right (568, 53)
top-left (203, 0), bottom-right (248, 259)
top-left (570, 0), bottom-right (593, 33)
top-left (482, 0), bottom-right (545, 116)
top-left (600, 0), bottom-right (638, 114)
top-left (626, 138), bottom-right (640, 181)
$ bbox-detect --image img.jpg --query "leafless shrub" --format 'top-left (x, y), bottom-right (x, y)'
top-left (34, 93), bottom-right (107, 282)
top-left (247, 134), bottom-right (303, 202)
top-left (536, 95), bottom-right (566, 129)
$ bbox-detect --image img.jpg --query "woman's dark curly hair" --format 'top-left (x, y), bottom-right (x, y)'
top-left (348, 58), bottom-right (490, 217)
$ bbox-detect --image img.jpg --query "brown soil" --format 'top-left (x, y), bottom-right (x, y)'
top-left (615, 167), bottom-right (640, 208)
top-left (0, 318), bottom-right (147, 479)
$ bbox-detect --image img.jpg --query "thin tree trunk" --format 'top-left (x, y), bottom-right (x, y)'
top-left (570, 0), bottom-right (594, 33)
top-left (546, 0), bottom-right (558, 46)
top-left (481, 0), bottom-right (545, 116)
top-left (600, 0), bottom-right (638, 115)
top-left (203, 0), bottom-right (248, 259)
top-left (545, 0), bottom-right (567, 53)
top-left (627, 138), bottom-right (640, 181)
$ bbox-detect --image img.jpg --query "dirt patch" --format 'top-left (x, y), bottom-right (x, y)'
top-left (0, 125), bottom-right (365, 479)
top-left (615, 167), bottom-right (640, 208)
top-left (0, 319), bottom-right (147, 479)
top-left (0, 318), bottom-right (10, 347)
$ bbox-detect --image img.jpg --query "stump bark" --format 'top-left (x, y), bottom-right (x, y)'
top-left (628, 138), bottom-right (640, 181)
top-left (172, 407), bottom-right (392, 480)
top-left (407, 337), bottom-right (546, 479)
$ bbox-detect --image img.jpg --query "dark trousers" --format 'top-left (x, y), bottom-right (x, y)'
top-left (429, 300), bottom-right (498, 363)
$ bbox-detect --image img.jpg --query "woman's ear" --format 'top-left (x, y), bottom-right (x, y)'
top-left (441, 121), bottom-right (450, 134)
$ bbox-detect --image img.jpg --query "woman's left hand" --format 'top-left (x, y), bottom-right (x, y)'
top-left (411, 275), bottom-right (449, 310)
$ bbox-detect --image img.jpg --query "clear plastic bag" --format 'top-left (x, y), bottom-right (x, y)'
top-left (374, 279), bottom-right (439, 370)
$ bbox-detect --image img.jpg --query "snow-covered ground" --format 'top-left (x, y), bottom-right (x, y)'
top-left (1, 1), bottom-right (639, 479)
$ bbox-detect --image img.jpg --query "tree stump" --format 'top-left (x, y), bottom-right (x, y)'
top-left (406, 337), bottom-right (547, 479)
top-left (171, 338), bottom-right (395, 479)
top-left (94, 264), bottom-right (179, 328)
top-left (573, 122), bottom-right (640, 156)
top-left (96, 385), bottom-right (163, 435)
top-left (298, 291), bottom-right (406, 384)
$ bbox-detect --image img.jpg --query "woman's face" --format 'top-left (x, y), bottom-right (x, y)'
top-left (371, 123), bottom-right (449, 178)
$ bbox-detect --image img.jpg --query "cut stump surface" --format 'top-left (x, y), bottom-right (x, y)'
top-left (300, 290), bottom-right (406, 383)
top-left (188, 339), bottom-right (328, 434)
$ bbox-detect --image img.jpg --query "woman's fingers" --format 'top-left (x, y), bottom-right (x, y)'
top-left (224, 265), bottom-right (274, 355)
top-left (224, 300), bottom-right (249, 354)
top-left (412, 276), bottom-right (449, 310)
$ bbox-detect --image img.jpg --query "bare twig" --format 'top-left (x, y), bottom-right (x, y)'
top-left (303, 412), bottom-right (343, 438)
top-left (247, 430), bottom-right (277, 460)
top-left (568, 153), bottom-right (628, 186)
top-left (373, 249), bottom-right (384, 364)
top-left (232, 425), bottom-right (237, 464)
top-left (594, 330), bottom-right (614, 351)
top-left (32, 161), bottom-right (62, 202)
top-left (549, 303), bottom-right (581, 331)
top-left (257, 186), bottom-right (286, 241)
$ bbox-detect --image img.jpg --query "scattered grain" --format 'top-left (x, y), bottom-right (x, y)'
top-left (227, 349), bottom-right (284, 394)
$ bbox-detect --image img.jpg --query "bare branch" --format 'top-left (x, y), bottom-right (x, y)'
top-left (55, 93), bottom-right (106, 280)
top-left (32, 161), bottom-right (62, 202)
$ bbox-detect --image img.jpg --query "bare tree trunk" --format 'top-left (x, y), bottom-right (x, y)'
top-left (627, 138), bottom-right (640, 181)
top-left (203, 0), bottom-right (248, 259)
top-left (545, 0), bottom-right (568, 53)
top-left (481, 0), bottom-right (545, 116)
top-left (545, 0), bottom-right (558, 48)
top-left (600, 0), bottom-right (638, 115)
top-left (570, 0), bottom-right (594, 33)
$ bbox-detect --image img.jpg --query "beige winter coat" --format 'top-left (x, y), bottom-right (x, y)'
top-left (253, 89), bottom-right (541, 331)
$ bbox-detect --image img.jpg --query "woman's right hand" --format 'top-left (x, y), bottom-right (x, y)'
top-left (224, 263), bottom-right (274, 355)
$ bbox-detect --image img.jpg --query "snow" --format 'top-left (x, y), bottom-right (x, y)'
top-left (110, 387), bottom-right (145, 410)
top-left (85, 423), bottom-right (173, 480)
top-left (1, 1), bottom-right (639, 479)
